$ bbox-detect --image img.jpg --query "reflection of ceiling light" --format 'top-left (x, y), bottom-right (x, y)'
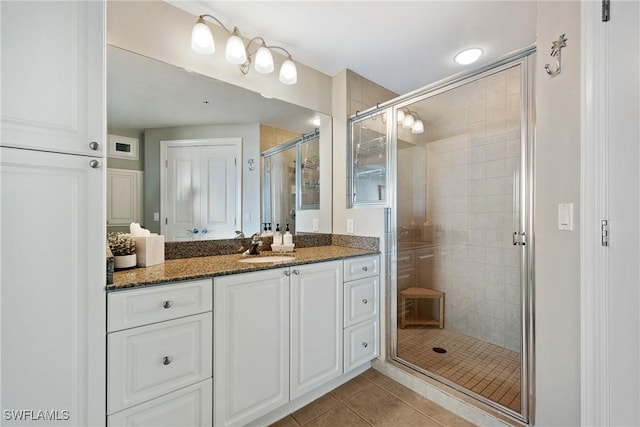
top-left (311, 117), bottom-right (321, 126)
top-left (454, 48), bottom-right (483, 65)
top-left (402, 112), bottom-right (415, 129)
top-left (396, 108), bottom-right (424, 134)
top-left (396, 108), bottom-right (406, 123)
top-left (260, 93), bottom-right (274, 99)
top-left (411, 119), bottom-right (424, 134)
top-left (191, 14), bottom-right (297, 85)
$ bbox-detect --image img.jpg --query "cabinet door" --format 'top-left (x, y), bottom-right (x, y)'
top-left (0, 148), bottom-right (106, 425)
top-left (214, 269), bottom-right (290, 427)
top-left (0, 1), bottom-right (105, 156)
top-left (107, 379), bottom-right (212, 427)
top-left (290, 261), bottom-right (343, 399)
top-left (107, 168), bottom-right (143, 227)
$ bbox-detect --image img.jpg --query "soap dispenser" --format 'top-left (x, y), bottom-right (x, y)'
top-left (267, 223), bottom-right (273, 236)
top-left (283, 224), bottom-right (293, 245)
top-left (273, 224), bottom-right (282, 245)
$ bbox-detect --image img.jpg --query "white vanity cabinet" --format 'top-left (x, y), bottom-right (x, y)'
top-left (343, 255), bottom-right (380, 372)
top-left (107, 280), bottom-right (213, 427)
top-left (214, 260), bottom-right (343, 427)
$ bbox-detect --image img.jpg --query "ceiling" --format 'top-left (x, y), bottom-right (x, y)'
top-left (107, 46), bottom-right (321, 134)
top-left (167, 0), bottom-right (538, 95)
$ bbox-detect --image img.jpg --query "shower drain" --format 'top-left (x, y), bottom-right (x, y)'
top-left (432, 347), bottom-right (447, 354)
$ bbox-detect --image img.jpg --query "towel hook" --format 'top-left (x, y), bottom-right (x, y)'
top-left (545, 33), bottom-right (568, 76)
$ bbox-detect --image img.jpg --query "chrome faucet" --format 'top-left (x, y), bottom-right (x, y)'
top-left (241, 232), bottom-right (263, 256)
top-left (234, 230), bottom-right (245, 238)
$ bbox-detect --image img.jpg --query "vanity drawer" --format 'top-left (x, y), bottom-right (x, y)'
top-left (344, 276), bottom-right (379, 328)
top-left (107, 379), bottom-right (212, 427)
top-left (108, 279), bottom-right (212, 332)
top-left (344, 318), bottom-right (379, 373)
top-left (107, 312), bottom-right (213, 414)
top-left (344, 255), bottom-right (379, 282)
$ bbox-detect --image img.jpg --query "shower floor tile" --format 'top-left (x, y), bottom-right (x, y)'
top-left (397, 328), bottom-right (521, 412)
top-left (269, 369), bottom-right (475, 427)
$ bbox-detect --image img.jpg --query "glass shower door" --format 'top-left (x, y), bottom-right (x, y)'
top-left (392, 61), bottom-right (531, 421)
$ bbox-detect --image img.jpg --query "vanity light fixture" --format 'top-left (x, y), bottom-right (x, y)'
top-left (396, 108), bottom-right (424, 134)
top-left (454, 47), bottom-right (483, 65)
top-left (191, 14), bottom-right (298, 85)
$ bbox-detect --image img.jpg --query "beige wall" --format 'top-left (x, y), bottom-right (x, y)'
top-left (533, 1), bottom-right (581, 425)
top-left (107, 1), bottom-right (332, 114)
top-left (347, 70), bottom-right (398, 117)
top-left (260, 124), bottom-right (299, 153)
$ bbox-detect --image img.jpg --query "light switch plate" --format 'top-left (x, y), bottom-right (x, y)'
top-left (312, 218), bottom-right (319, 232)
top-left (153, 212), bottom-right (160, 222)
top-left (347, 218), bottom-right (354, 234)
top-left (558, 203), bottom-right (574, 231)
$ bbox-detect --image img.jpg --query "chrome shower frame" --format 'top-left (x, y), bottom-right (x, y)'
top-left (349, 45), bottom-right (536, 424)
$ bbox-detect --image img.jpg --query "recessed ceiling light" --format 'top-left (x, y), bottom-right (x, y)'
top-left (260, 93), bottom-right (274, 99)
top-left (454, 48), bottom-right (483, 65)
top-left (311, 116), bottom-right (321, 126)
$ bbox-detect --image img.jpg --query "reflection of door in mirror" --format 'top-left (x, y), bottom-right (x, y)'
top-left (263, 146), bottom-right (297, 235)
top-left (161, 139), bottom-right (241, 241)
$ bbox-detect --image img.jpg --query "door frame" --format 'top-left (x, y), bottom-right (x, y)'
top-left (160, 138), bottom-right (242, 238)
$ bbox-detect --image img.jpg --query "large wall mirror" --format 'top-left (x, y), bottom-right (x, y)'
top-left (106, 45), bottom-right (332, 241)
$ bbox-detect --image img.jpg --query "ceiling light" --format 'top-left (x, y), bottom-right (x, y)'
top-left (191, 17), bottom-right (215, 54)
top-left (396, 108), bottom-right (406, 124)
top-left (260, 93), bottom-right (274, 99)
top-left (279, 57), bottom-right (298, 85)
top-left (254, 44), bottom-right (274, 73)
top-left (411, 119), bottom-right (424, 134)
top-left (454, 48), bottom-right (483, 65)
top-left (311, 117), bottom-right (321, 126)
top-left (191, 14), bottom-right (297, 85)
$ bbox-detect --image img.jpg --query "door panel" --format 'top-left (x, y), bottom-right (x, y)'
top-left (201, 145), bottom-right (238, 239)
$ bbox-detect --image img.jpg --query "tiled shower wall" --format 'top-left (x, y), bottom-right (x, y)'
top-left (400, 66), bottom-right (523, 351)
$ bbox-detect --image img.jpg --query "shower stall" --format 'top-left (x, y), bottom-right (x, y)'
top-left (348, 50), bottom-right (534, 423)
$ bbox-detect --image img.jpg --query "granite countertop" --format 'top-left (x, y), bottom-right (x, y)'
top-left (108, 245), bottom-right (379, 291)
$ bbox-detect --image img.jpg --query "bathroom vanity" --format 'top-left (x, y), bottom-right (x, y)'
top-left (106, 248), bottom-right (380, 427)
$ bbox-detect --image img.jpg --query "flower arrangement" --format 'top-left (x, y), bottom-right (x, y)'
top-left (107, 232), bottom-right (136, 256)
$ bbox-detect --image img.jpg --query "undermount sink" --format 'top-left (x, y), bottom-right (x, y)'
top-left (237, 256), bottom-right (296, 264)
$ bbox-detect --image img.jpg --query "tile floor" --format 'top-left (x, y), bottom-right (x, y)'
top-left (270, 368), bottom-right (476, 427)
top-left (397, 328), bottom-right (521, 412)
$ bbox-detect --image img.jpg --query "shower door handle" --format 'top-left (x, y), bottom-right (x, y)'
top-left (513, 231), bottom-right (526, 246)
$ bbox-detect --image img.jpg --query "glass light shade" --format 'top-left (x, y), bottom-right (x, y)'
top-left (411, 119), bottom-right (424, 134)
top-left (225, 34), bottom-right (247, 64)
top-left (254, 46), bottom-right (274, 73)
top-left (279, 59), bottom-right (297, 85)
top-left (402, 113), bottom-right (415, 129)
top-left (191, 19), bottom-right (215, 54)
top-left (454, 48), bottom-right (483, 65)
top-left (396, 109), bottom-right (405, 123)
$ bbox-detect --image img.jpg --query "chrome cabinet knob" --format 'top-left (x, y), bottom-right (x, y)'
top-left (201, 228), bottom-right (208, 234)
top-left (362, 298), bottom-right (368, 304)
top-left (162, 356), bottom-right (172, 365)
top-left (362, 266), bottom-right (368, 272)
top-left (362, 342), bottom-right (368, 348)
top-left (284, 270), bottom-right (291, 277)
top-left (292, 269), bottom-right (299, 275)
top-left (89, 141), bottom-right (100, 151)
top-left (162, 300), bottom-right (172, 309)
top-left (187, 228), bottom-right (199, 234)
top-left (89, 159), bottom-right (101, 169)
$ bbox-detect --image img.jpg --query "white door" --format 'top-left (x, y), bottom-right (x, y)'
top-left (164, 141), bottom-right (240, 241)
top-left (214, 269), bottom-right (290, 427)
top-left (0, 148), bottom-right (106, 426)
top-left (606, 2), bottom-right (639, 424)
top-left (0, 1), bottom-right (105, 156)
top-left (582, 2), bottom-right (640, 425)
top-left (290, 261), bottom-right (343, 399)
top-left (107, 168), bottom-right (143, 227)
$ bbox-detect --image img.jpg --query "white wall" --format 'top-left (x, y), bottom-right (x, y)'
top-left (107, 1), bottom-right (332, 114)
top-left (533, 2), bottom-right (581, 425)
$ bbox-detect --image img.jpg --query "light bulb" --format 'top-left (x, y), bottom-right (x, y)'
top-left (254, 45), bottom-right (274, 73)
top-left (411, 119), bottom-right (424, 134)
top-left (225, 30), bottom-right (247, 64)
top-left (191, 18), bottom-right (215, 54)
top-left (396, 109), bottom-right (405, 123)
top-left (279, 58), bottom-right (297, 85)
top-left (454, 48), bottom-right (483, 65)
top-left (402, 113), bottom-right (415, 129)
